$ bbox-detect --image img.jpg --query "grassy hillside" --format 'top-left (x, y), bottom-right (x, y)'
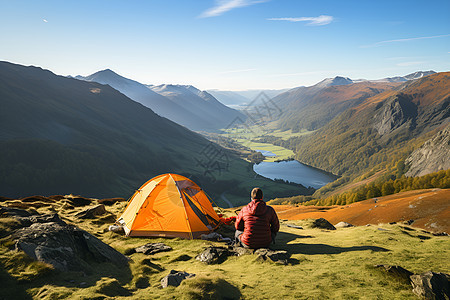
top-left (1, 195), bottom-right (448, 299)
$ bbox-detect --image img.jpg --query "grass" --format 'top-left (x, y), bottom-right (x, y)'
top-left (1, 197), bottom-right (449, 299)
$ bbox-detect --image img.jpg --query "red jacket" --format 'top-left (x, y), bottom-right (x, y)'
top-left (235, 199), bottom-right (280, 249)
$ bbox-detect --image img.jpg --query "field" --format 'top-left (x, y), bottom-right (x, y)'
top-left (1, 193), bottom-right (449, 299)
top-left (220, 126), bottom-right (306, 162)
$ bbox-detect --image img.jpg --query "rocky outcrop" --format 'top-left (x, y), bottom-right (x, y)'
top-left (335, 221), bottom-right (355, 228)
top-left (4, 207), bottom-right (129, 272)
top-left (411, 271), bottom-right (450, 300)
top-left (74, 204), bottom-right (107, 219)
top-left (374, 94), bottom-right (417, 136)
top-left (135, 243), bottom-right (172, 255)
top-left (405, 124), bottom-right (450, 177)
top-left (196, 246), bottom-right (291, 265)
top-left (196, 246), bottom-right (233, 264)
top-left (161, 270), bottom-right (195, 288)
top-left (312, 218), bottom-right (336, 230)
top-left (374, 264), bottom-right (449, 299)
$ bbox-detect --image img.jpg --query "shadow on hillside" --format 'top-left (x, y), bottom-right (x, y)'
top-left (0, 262), bottom-right (33, 300)
top-left (272, 231), bottom-right (390, 255)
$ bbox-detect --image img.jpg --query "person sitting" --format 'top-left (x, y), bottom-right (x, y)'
top-left (234, 187), bottom-right (280, 249)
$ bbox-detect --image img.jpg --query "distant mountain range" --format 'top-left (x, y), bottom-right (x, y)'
top-left (207, 89), bottom-right (288, 109)
top-left (0, 61), bottom-right (248, 198)
top-left (76, 70), bottom-right (244, 132)
top-left (272, 71), bottom-right (438, 132)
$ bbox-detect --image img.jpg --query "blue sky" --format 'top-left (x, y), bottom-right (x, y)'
top-left (1, 0), bottom-right (449, 90)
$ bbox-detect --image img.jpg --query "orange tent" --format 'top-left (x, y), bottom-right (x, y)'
top-left (117, 173), bottom-right (220, 239)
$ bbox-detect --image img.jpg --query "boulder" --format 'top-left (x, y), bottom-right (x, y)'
top-left (410, 271), bottom-right (450, 300)
top-left (286, 224), bottom-right (303, 229)
top-left (196, 246), bottom-right (233, 264)
top-left (12, 220), bottom-right (129, 272)
top-left (75, 204), bottom-right (107, 219)
top-left (254, 248), bottom-right (290, 265)
top-left (108, 225), bottom-right (125, 234)
top-left (312, 218), bottom-right (336, 230)
top-left (135, 243), bottom-right (172, 255)
top-left (161, 270), bottom-right (195, 288)
top-left (335, 222), bottom-right (354, 228)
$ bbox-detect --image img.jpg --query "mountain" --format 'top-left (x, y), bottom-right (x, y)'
top-left (206, 90), bottom-right (250, 107)
top-left (375, 71), bottom-right (436, 83)
top-left (290, 72), bottom-right (449, 181)
top-left (405, 123), bottom-right (450, 177)
top-left (77, 70), bottom-right (244, 131)
top-left (0, 61), bottom-right (246, 198)
top-left (207, 89), bottom-right (288, 109)
top-left (147, 84), bottom-right (245, 131)
top-left (273, 77), bottom-right (400, 131)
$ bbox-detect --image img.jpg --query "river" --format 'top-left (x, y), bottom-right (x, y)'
top-left (253, 150), bottom-right (336, 189)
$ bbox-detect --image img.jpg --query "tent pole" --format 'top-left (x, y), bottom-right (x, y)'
top-left (170, 174), bottom-right (194, 240)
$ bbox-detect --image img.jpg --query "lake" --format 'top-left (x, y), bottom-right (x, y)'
top-left (253, 160), bottom-right (336, 189)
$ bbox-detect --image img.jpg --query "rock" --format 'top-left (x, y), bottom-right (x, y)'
top-left (196, 246), bottom-right (233, 264)
top-left (374, 265), bottom-right (413, 282)
top-left (286, 224), bottom-right (303, 229)
top-left (389, 222), bottom-right (397, 225)
top-left (404, 219), bottom-right (415, 225)
top-left (254, 248), bottom-right (290, 265)
top-left (377, 228), bottom-right (389, 231)
top-left (432, 232), bottom-right (449, 237)
top-left (200, 232), bottom-right (223, 241)
top-left (410, 271), bottom-right (450, 300)
top-left (108, 225), bottom-right (125, 234)
top-left (75, 204), bottom-right (107, 219)
top-left (405, 124), bottom-right (450, 177)
top-left (374, 94), bottom-right (417, 136)
top-left (312, 218), bottom-right (336, 230)
top-left (12, 220), bottom-right (129, 272)
top-left (334, 222), bottom-right (354, 228)
top-left (161, 270), bottom-right (195, 288)
top-left (233, 246), bottom-right (253, 257)
top-left (135, 243), bottom-right (172, 255)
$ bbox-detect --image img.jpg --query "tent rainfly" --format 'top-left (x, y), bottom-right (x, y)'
top-left (117, 173), bottom-right (220, 239)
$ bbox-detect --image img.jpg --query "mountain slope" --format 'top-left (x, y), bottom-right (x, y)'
top-left (274, 78), bottom-right (400, 131)
top-left (78, 70), bottom-right (244, 131)
top-left (0, 61), bottom-right (238, 198)
top-left (290, 72), bottom-right (449, 180)
top-left (148, 84), bottom-right (245, 131)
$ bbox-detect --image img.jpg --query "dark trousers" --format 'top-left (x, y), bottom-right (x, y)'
top-left (234, 230), bottom-right (277, 247)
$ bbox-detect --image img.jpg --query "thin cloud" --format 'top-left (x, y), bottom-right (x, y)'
top-left (43, 19), bottom-right (48, 23)
top-left (361, 34), bottom-right (450, 48)
top-left (268, 15), bottom-right (333, 26)
top-left (199, 0), bottom-right (268, 18)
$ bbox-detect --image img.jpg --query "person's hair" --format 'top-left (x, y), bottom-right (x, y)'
top-left (251, 187), bottom-right (263, 200)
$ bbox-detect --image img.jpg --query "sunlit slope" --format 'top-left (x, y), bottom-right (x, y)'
top-left (273, 189), bottom-right (450, 233)
top-left (292, 72), bottom-right (450, 179)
